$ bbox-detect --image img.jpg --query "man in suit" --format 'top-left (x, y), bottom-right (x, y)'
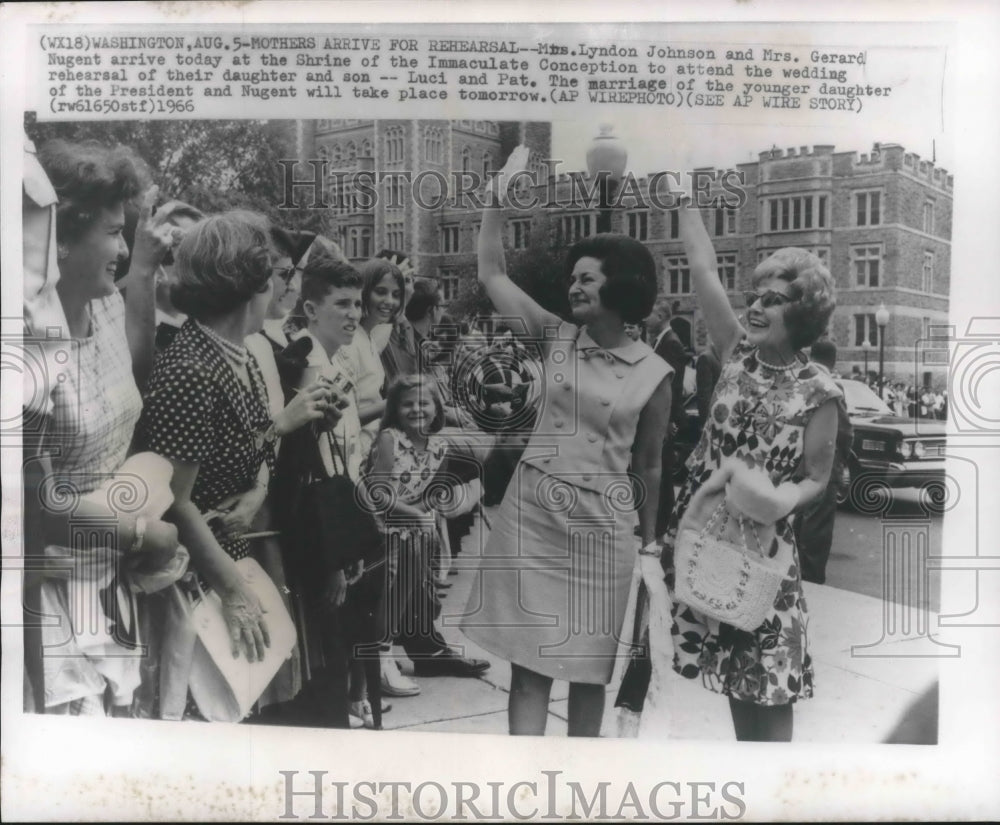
top-left (695, 344), bottom-right (722, 431)
top-left (793, 339), bottom-right (854, 585)
top-left (646, 298), bottom-right (688, 536)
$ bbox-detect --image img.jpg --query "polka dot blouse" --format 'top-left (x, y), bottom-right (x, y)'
top-left (136, 320), bottom-right (275, 562)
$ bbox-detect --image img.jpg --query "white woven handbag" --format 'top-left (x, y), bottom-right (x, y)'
top-left (674, 501), bottom-right (790, 632)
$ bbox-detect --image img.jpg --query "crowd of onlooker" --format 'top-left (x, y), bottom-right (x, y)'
top-left (20, 135), bottom-right (542, 729)
top-left (846, 368), bottom-right (949, 419)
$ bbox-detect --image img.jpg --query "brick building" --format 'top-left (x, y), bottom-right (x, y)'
top-left (299, 121), bottom-right (951, 387)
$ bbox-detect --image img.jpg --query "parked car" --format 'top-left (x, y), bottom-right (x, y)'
top-left (836, 379), bottom-right (947, 509)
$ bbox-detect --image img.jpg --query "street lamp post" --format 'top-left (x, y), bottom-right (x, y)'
top-left (586, 124), bottom-right (628, 234)
top-left (875, 302), bottom-right (890, 399)
top-left (862, 339), bottom-right (872, 382)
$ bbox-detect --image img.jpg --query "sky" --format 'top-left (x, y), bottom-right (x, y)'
top-left (551, 116), bottom-right (951, 179)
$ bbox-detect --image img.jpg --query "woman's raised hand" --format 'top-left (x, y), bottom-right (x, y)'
top-left (487, 144), bottom-right (532, 206)
top-left (130, 186), bottom-right (177, 273)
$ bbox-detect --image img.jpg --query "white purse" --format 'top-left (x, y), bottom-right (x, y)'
top-left (673, 500), bottom-right (790, 633)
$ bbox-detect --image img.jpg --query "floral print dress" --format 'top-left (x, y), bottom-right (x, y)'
top-left (662, 339), bottom-right (841, 705)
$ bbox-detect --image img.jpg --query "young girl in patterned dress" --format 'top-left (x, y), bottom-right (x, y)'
top-left (365, 374), bottom-right (489, 686)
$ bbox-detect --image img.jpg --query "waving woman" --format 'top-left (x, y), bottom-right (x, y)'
top-left (640, 190), bottom-right (840, 742)
top-left (460, 147), bottom-right (672, 737)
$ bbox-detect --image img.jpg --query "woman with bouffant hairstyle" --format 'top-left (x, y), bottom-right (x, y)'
top-left (29, 138), bottom-right (182, 717)
top-left (635, 184), bottom-right (841, 742)
top-left (136, 211), bottom-right (333, 717)
top-left (750, 248), bottom-right (836, 350)
top-left (169, 210), bottom-right (274, 320)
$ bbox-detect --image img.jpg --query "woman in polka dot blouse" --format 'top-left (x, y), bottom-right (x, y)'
top-left (136, 211), bottom-right (334, 668)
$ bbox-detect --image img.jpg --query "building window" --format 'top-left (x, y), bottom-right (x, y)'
top-left (851, 245), bottom-right (882, 287)
top-left (664, 255), bottom-right (691, 295)
top-left (668, 210), bottom-right (680, 240)
top-left (855, 190), bottom-right (882, 226)
top-left (764, 194), bottom-right (828, 231)
top-left (714, 203), bottom-right (736, 236)
top-left (627, 211), bottom-right (648, 241)
top-left (561, 213), bottom-right (593, 243)
top-left (439, 269), bottom-right (459, 302)
top-left (441, 225), bottom-right (460, 254)
top-left (854, 313), bottom-right (880, 347)
top-left (385, 221), bottom-right (405, 252)
top-left (348, 227), bottom-right (372, 259)
top-left (424, 127), bottom-right (444, 164)
top-left (461, 146), bottom-right (471, 173)
top-left (922, 251), bottom-right (935, 292)
top-left (510, 219), bottom-right (531, 250)
top-left (716, 253), bottom-right (736, 291)
top-left (330, 143), bottom-right (343, 166)
top-left (810, 247), bottom-right (830, 266)
top-left (384, 127), bottom-right (404, 164)
top-left (923, 200), bottom-right (935, 234)
top-left (345, 141), bottom-right (357, 162)
top-left (384, 175), bottom-right (405, 210)
top-left (482, 152), bottom-right (493, 180)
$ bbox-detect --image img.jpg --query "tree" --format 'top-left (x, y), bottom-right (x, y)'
top-left (24, 115), bottom-right (330, 232)
top-left (448, 216), bottom-right (571, 323)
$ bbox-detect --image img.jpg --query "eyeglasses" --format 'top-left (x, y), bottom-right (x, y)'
top-left (743, 289), bottom-right (793, 309)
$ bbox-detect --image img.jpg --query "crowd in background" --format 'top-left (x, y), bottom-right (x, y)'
top-left (21, 135), bottom-right (902, 743)
top-left (20, 136), bottom-right (541, 729)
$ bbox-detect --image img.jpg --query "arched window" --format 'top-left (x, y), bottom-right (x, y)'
top-left (330, 143), bottom-right (343, 165)
top-left (424, 127), bottom-right (443, 164)
top-left (345, 141), bottom-right (357, 162)
top-left (384, 127), bottom-right (404, 164)
top-left (361, 139), bottom-right (372, 158)
top-left (482, 151), bottom-right (493, 180)
top-left (461, 146), bottom-right (472, 173)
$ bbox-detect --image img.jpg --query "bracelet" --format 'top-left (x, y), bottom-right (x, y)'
top-left (130, 515), bottom-right (147, 554)
top-left (638, 540), bottom-right (661, 557)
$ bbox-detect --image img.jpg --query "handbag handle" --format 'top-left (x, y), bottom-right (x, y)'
top-left (324, 428), bottom-right (351, 479)
top-left (701, 500), bottom-right (765, 558)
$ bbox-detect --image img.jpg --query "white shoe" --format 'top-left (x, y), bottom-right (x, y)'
top-left (380, 656), bottom-right (421, 697)
top-left (348, 700), bottom-right (375, 729)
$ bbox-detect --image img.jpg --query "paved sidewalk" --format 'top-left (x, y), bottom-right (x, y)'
top-left (378, 511), bottom-right (939, 742)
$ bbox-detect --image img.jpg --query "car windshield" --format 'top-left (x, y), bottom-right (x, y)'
top-left (840, 380), bottom-right (893, 416)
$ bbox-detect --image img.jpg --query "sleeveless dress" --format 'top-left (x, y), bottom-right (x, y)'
top-left (660, 339), bottom-right (841, 706)
top-left (461, 322), bottom-right (670, 685)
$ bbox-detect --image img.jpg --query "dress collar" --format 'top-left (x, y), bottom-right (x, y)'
top-left (576, 326), bottom-right (650, 365)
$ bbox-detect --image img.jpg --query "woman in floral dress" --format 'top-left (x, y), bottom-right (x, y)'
top-left (641, 193), bottom-right (840, 742)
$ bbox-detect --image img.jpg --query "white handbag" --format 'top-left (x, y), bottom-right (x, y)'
top-left (673, 500), bottom-right (790, 633)
top-left (172, 557), bottom-right (297, 722)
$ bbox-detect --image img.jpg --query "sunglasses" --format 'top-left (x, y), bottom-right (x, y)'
top-left (743, 289), bottom-right (793, 309)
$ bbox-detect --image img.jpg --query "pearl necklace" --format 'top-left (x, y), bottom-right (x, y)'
top-left (755, 350), bottom-right (799, 371)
